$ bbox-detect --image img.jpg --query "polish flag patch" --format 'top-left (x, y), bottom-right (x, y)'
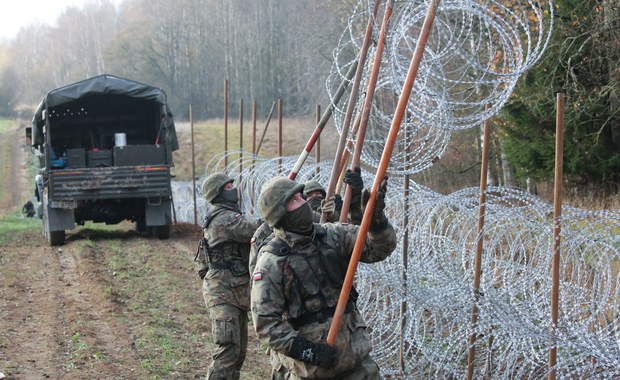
top-left (253, 271), bottom-right (263, 281)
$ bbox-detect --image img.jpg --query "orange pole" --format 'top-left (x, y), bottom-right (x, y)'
top-left (466, 109), bottom-right (492, 380)
top-left (255, 101), bottom-right (276, 156)
top-left (224, 79), bottom-right (228, 169)
top-left (316, 105), bottom-right (321, 175)
top-left (327, 0), bottom-right (441, 345)
top-left (278, 99), bottom-right (282, 173)
top-left (339, 0), bottom-right (394, 223)
top-left (239, 99), bottom-right (243, 176)
top-left (548, 93), bottom-right (565, 380)
top-left (190, 103), bottom-right (197, 228)
top-left (321, 0), bottom-right (381, 222)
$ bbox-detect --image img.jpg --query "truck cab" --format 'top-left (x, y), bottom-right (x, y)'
top-left (31, 74), bottom-right (179, 245)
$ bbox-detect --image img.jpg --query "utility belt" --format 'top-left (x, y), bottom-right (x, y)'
top-left (208, 244), bottom-right (248, 277)
top-left (288, 300), bottom-right (355, 330)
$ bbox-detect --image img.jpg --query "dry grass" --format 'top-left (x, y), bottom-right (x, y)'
top-left (170, 117), bottom-right (619, 211)
top-left (172, 117), bottom-right (341, 181)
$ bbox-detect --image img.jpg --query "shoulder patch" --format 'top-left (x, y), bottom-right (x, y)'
top-left (253, 271), bottom-right (263, 281)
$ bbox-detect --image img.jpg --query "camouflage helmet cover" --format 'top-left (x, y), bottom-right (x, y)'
top-left (258, 177), bottom-right (305, 227)
top-left (302, 180), bottom-right (326, 198)
top-left (201, 172), bottom-right (234, 202)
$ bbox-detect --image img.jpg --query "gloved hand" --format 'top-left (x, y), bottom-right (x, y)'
top-left (198, 269), bottom-right (207, 280)
top-left (333, 194), bottom-right (343, 214)
top-left (320, 195), bottom-right (336, 216)
top-left (289, 336), bottom-right (338, 368)
top-left (344, 167), bottom-right (364, 205)
top-left (361, 177), bottom-right (388, 231)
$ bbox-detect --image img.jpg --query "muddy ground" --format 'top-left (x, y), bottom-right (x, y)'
top-left (0, 123), bottom-right (271, 379)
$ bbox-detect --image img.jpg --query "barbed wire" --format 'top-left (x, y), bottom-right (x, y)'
top-left (173, 154), bottom-right (620, 379)
top-left (171, 0), bottom-right (619, 378)
top-left (327, 0), bottom-right (553, 176)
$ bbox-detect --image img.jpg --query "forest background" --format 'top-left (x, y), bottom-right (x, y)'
top-left (0, 0), bottom-right (618, 207)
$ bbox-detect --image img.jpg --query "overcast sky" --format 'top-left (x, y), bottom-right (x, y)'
top-left (0, 0), bottom-right (110, 40)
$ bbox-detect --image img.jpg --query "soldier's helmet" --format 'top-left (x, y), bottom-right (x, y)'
top-left (258, 177), bottom-right (305, 227)
top-left (302, 180), bottom-right (326, 198)
top-left (201, 173), bottom-right (234, 202)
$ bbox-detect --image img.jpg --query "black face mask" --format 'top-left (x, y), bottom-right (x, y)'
top-left (306, 196), bottom-right (324, 212)
top-left (280, 202), bottom-right (314, 235)
top-left (220, 188), bottom-right (239, 203)
top-left (213, 188), bottom-right (239, 208)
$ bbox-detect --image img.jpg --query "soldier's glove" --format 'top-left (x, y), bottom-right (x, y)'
top-left (289, 336), bottom-right (338, 368)
top-left (320, 195), bottom-right (337, 217)
top-left (333, 194), bottom-right (343, 214)
top-left (361, 177), bottom-right (389, 232)
top-left (344, 167), bottom-right (364, 206)
top-left (198, 269), bottom-right (207, 280)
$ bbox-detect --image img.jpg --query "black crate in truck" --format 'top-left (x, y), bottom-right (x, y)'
top-left (113, 145), bottom-right (166, 166)
top-left (66, 148), bottom-right (86, 168)
top-left (87, 150), bottom-right (113, 167)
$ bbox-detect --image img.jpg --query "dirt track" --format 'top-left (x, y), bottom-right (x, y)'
top-left (0, 123), bottom-right (270, 379)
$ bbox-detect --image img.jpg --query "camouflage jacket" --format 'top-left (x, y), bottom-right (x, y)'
top-left (250, 222), bottom-right (397, 377)
top-left (248, 210), bottom-right (340, 277)
top-left (248, 221), bottom-right (273, 277)
top-left (202, 204), bottom-right (260, 310)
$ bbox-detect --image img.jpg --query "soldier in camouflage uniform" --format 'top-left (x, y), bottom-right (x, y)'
top-left (302, 180), bottom-right (339, 223)
top-left (196, 172), bottom-right (261, 380)
top-left (248, 169), bottom-right (365, 277)
top-left (250, 176), bottom-right (396, 379)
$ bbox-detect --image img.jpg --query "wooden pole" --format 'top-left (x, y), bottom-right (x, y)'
top-left (252, 100), bottom-right (257, 212)
top-left (316, 104), bottom-right (321, 176)
top-left (224, 79), bottom-right (229, 170)
top-left (400, 122), bottom-right (411, 375)
top-left (252, 100), bottom-right (257, 155)
top-left (548, 93), bottom-right (565, 380)
top-left (239, 99), bottom-right (243, 176)
top-left (190, 104), bottom-right (197, 228)
top-left (256, 101), bottom-right (276, 156)
top-left (334, 112), bottom-right (363, 194)
top-left (278, 99), bottom-right (283, 174)
top-left (321, 0), bottom-right (381, 222)
top-left (339, 0), bottom-right (394, 223)
top-left (466, 110), bottom-right (492, 380)
top-left (327, 0), bottom-right (441, 345)
top-left (287, 61), bottom-right (358, 180)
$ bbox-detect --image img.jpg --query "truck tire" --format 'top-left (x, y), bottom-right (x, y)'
top-left (155, 225), bottom-right (170, 240)
top-left (136, 219), bottom-right (148, 233)
top-left (49, 230), bottom-right (66, 246)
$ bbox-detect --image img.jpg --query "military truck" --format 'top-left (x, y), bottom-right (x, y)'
top-left (30, 74), bottom-right (179, 245)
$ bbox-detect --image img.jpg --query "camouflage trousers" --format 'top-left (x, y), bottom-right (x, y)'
top-left (271, 355), bottom-right (381, 380)
top-left (206, 303), bottom-right (248, 380)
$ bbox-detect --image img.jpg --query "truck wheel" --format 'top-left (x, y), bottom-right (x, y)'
top-left (49, 230), bottom-right (66, 246)
top-left (155, 225), bottom-right (170, 240)
top-left (136, 219), bottom-right (147, 233)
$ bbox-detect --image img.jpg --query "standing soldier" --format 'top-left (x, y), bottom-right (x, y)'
top-left (250, 176), bottom-right (396, 379)
top-left (195, 172), bottom-right (260, 380)
top-left (249, 168), bottom-right (365, 276)
top-left (302, 180), bottom-right (339, 222)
